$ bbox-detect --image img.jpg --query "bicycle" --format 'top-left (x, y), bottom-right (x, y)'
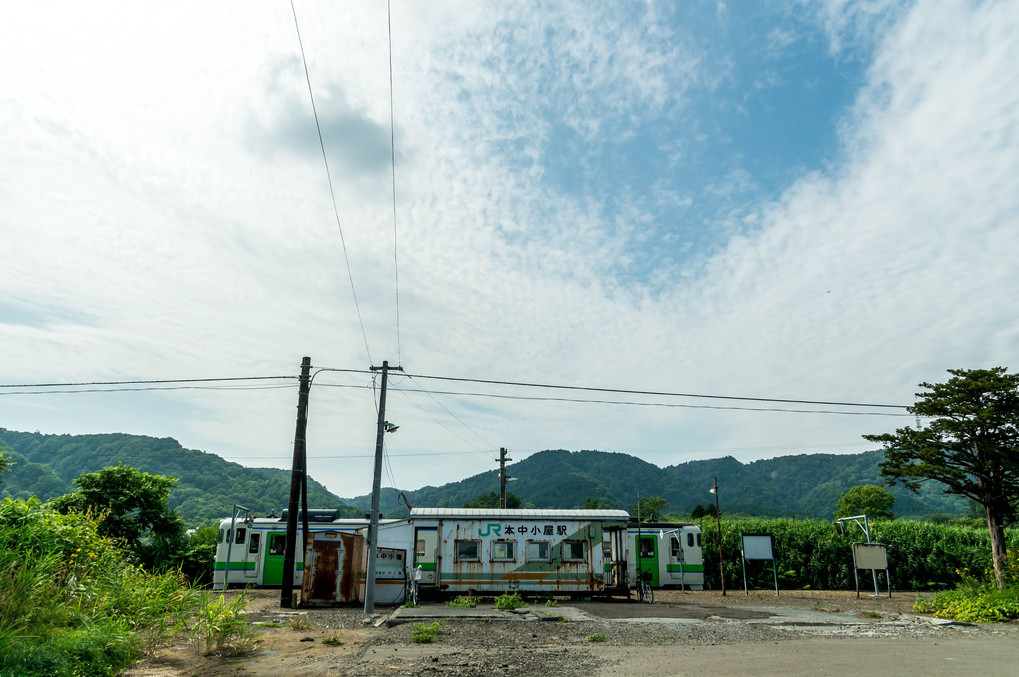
top-left (406, 565), bottom-right (422, 606)
top-left (636, 571), bottom-right (654, 604)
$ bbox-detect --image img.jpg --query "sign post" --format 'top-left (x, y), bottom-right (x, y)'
top-left (740, 533), bottom-right (778, 596)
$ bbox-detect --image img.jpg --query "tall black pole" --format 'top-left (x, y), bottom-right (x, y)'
top-left (281, 356), bottom-right (312, 609)
top-left (713, 477), bottom-right (726, 596)
top-left (365, 360), bottom-right (401, 613)
top-left (499, 447), bottom-right (508, 508)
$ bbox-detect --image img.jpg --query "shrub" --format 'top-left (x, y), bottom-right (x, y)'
top-left (445, 595), bottom-right (478, 608)
top-left (411, 621), bottom-right (442, 643)
top-left (0, 498), bottom-right (255, 675)
top-left (586, 632), bottom-right (605, 642)
top-left (494, 592), bottom-right (526, 610)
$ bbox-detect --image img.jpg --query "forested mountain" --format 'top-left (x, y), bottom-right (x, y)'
top-left (344, 449), bottom-right (969, 520)
top-left (0, 428), bottom-right (358, 525)
top-left (1, 429), bottom-right (969, 526)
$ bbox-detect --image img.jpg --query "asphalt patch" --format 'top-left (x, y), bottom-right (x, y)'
top-left (570, 600), bottom-right (775, 620)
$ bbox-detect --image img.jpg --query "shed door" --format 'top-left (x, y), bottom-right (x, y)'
top-left (414, 527), bottom-right (438, 585)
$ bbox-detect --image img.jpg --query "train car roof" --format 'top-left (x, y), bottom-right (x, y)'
top-left (409, 508), bottom-right (630, 519)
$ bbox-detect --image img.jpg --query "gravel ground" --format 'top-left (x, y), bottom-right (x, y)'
top-left (123, 589), bottom-right (1019, 677)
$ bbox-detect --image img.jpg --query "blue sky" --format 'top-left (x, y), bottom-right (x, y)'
top-left (1, 1), bottom-right (1017, 500)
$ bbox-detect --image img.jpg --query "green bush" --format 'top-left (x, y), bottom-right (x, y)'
top-left (445, 595), bottom-right (478, 608)
top-left (495, 592), bottom-right (526, 610)
top-left (411, 621), bottom-right (442, 643)
top-left (0, 498), bottom-right (254, 676)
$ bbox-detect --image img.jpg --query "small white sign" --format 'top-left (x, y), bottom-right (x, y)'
top-left (853, 543), bottom-right (888, 570)
top-left (742, 534), bottom-right (774, 561)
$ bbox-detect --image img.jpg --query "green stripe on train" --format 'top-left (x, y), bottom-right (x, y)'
top-left (666, 564), bottom-right (704, 573)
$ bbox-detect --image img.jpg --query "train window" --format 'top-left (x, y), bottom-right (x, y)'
top-left (268, 534), bottom-right (286, 556)
top-left (218, 529), bottom-right (224, 544)
top-left (526, 540), bottom-right (550, 562)
top-left (415, 539), bottom-right (426, 558)
top-left (671, 536), bottom-right (681, 558)
top-left (455, 540), bottom-right (480, 562)
top-left (687, 533), bottom-right (694, 548)
top-left (696, 533), bottom-right (701, 547)
top-left (248, 533), bottom-right (260, 554)
top-left (563, 540), bottom-right (585, 561)
top-left (234, 528), bottom-right (246, 545)
top-left (639, 538), bottom-right (655, 559)
top-left (491, 541), bottom-right (516, 562)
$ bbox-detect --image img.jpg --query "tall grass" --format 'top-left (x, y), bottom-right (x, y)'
top-left (0, 498), bottom-right (255, 677)
top-left (696, 516), bottom-right (1019, 591)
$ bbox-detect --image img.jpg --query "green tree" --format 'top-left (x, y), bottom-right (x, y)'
top-left (691, 503), bottom-right (718, 520)
top-left (834, 485), bottom-right (895, 520)
top-left (0, 450), bottom-right (9, 483)
top-left (582, 497), bottom-right (613, 509)
top-left (462, 491), bottom-right (521, 509)
top-left (629, 496), bottom-right (668, 522)
top-left (865, 367), bottom-right (1019, 589)
top-left (51, 463), bottom-right (185, 567)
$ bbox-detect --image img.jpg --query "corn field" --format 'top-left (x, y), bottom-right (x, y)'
top-left (695, 517), bottom-right (1019, 591)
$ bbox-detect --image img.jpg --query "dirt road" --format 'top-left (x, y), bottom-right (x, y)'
top-left (123, 590), bottom-right (1019, 676)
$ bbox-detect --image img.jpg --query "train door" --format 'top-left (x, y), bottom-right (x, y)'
top-left (666, 534), bottom-right (686, 587)
top-left (635, 534), bottom-right (659, 586)
top-left (263, 531), bottom-right (287, 585)
top-left (244, 532), bottom-right (260, 579)
top-left (413, 527), bottom-right (438, 586)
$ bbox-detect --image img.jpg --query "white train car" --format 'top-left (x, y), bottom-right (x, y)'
top-left (627, 521), bottom-right (704, 590)
top-left (362, 508), bottom-right (633, 603)
top-left (212, 509), bottom-right (394, 588)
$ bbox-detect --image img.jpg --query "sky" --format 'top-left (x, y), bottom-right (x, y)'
top-left (1, 1), bottom-right (1017, 502)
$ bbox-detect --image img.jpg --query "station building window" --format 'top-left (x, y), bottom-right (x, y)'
top-left (492, 540), bottom-right (516, 562)
top-left (456, 539), bottom-right (481, 562)
top-left (563, 540), bottom-right (585, 561)
top-left (527, 540), bottom-right (550, 562)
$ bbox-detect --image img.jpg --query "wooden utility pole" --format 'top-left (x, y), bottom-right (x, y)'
top-left (281, 357), bottom-right (312, 609)
top-left (498, 447), bottom-right (510, 508)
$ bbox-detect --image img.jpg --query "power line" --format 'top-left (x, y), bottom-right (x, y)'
top-left (399, 372), bottom-right (909, 410)
top-left (387, 0), bottom-right (402, 366)
top-left (0, 376), bottom-right (296, 389)
top-left (314, 367), bottom-right (910, 411)
top-left (289, 0), bottom-right (373, 365)
top-left (388, 384), bottom-right (913, 417)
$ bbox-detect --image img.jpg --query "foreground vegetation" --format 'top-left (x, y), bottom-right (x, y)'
top-left (0, 498), bottom-right (255, 677)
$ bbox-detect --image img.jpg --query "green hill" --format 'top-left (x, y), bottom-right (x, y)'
top-left (0, 429), bottom-right (970, 525)
top-left (343, 448), bottom-right (969, 520)
top-left (0, 428), bottom-right (358, 526)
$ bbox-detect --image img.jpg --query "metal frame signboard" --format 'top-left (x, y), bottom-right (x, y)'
top-left (740, 533), bottom-right (778, 596)
top-left (852, 543), bottom-right (891, 598)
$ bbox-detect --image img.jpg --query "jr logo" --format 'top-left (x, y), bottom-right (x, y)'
top-left (478, 523), bottom-right (502, 537)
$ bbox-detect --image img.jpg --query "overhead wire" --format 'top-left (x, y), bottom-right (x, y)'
top-left (289, 0), bottom-right (373, 365)
top-left (387, 0), bottom-right (402, 366)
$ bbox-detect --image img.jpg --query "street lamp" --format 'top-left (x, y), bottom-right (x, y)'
top-left (710, 478), bottom-right (725, 596)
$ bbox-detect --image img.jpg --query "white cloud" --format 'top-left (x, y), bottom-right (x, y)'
top-left (1, 2), bottom-right (1017, 501)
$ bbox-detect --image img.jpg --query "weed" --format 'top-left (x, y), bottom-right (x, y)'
top-left (445, 595), bottom-right (478, 608)
top-left (586, 632), bottom-right (606, 642)
top-left (812, 602), bottom-right (840, 613)
top-left (411, 621), bottom-right (442, 643)
top-left (544, 598), bottom-right (559, 608)
top-left (860, 611), bottom-right (883, 618)
top-left (287, 616), bottom-right (314, 631)
top-left (495, 592), bottom-right (526, 610)
top-left (253, 621), bottom-right (281, 628)
top-left (322, 634), bottom-right (344, 646)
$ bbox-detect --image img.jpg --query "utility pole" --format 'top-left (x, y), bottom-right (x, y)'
top-left (364, 360), bottom-right (402, 614)
top-left (711, 477), bottom-right (726, 596)
top-left (281, 357), bottom-right (312, 608)
top-left (498, 447), bottom-right (510, 508)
